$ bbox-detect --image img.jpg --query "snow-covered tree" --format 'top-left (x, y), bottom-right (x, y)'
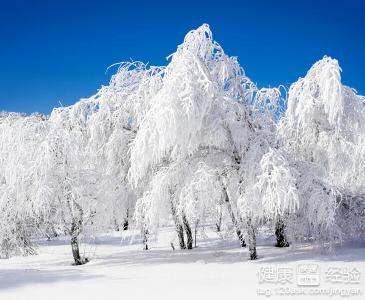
top-left (278, 56), bottom-right (365, 246)
top-left (38, 101), bottom-right (115, 265)
top-left (0, 112), bottom-right (48, 258)
top-left (128, 24), bottom-right (252, 250)
top-left (129, 24), bottom-right (289, 259)
top-left (87, 61), bottom-right (164, 232)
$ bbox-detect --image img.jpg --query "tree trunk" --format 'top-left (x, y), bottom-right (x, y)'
top-left (123, 218), bottom-right (129, 231)
top-left (216, 208), bottom-right (222, 232)
top-left (170, 200), bottom-right (186, 249)
top-left (275, 218), bottom-right (289, 247)
top-left (177, 224), bottom-right (186, 249)
top-left (247, 217), bottom-right (257, 260)
top-left (123, 208), bottom-right (129, 230)
top-left (223, 188), bottom-right (246, 247)
top-left (143, 228), bottom-right (149, 250)
top-left (182, 213), bottom-right (193, 250)
top-left (65, 188), bottom-right (86, 265)
top-left (70, 218), bottom-right (87, 265)
top-left (71, 235), bottom-right (83, 265)
top-left (194, 220), bottom-right (199, 248)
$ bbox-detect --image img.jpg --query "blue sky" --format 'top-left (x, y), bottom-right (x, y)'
top-left (0, 0), bottom-right (364, 114)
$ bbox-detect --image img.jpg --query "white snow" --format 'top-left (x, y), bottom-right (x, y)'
top-left (0, 227), bottom-right (363, 300)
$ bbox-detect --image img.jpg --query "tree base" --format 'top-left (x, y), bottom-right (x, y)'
top-left (250, 253), bottom-right (258, 260)
top-left (72, 257), bottom-right (89, 266)
top-left (275, 241), bottom-right (290, 248)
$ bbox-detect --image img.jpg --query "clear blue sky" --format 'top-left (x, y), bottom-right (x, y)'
top-left (0, 0), bottom-right (364, 114)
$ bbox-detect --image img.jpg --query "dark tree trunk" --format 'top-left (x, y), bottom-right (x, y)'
top-left (123, 208), bottom-right (129, 230)
top-left (170, 200), bottom-right (186, 249)
top-left (223, 188), bottom-right (246, 247)
top-left (275, 218), bottom-right (289, 247)
top-left (247, 217), bottom-right (257, 260)
top-left (215, 209), bottom-right (222, 232)
top-left (67, 198), bottom-right (87, 265)
top-left (177, 224), bottom-right (186, 249)
top-left (71, 235), bottom-right (83, 265)
top-left (70, 218), bottom-right (87, 265)
top-left (143, 228), bottom-right (149, 250)
top-left (64, 184), bottom-right (86, 265)
top-left (182, 214), bottom-right (193, 250)
top-left (123, 218), bottom-right (129, 231)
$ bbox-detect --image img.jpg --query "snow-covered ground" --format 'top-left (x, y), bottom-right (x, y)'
top-left (0, 227), bottom-right (364, 300)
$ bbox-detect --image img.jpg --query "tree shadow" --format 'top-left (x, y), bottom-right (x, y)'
top-left (256, 241), bottom-right (365, 263)
top-left (88, 236), bottom-right (365, 268)
top-left (90, 241), bottom-right (248, 268)
top-left (0, 268), bottom-right (103, 290)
